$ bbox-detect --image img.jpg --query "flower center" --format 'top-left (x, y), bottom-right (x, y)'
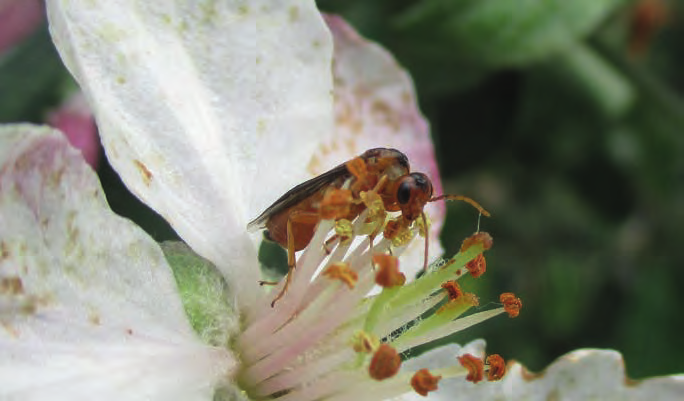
top-left (230, 186), bottom-right (519, 400)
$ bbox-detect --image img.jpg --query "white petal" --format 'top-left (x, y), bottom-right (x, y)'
top-left (47, 1), bottom-right (335, 296)
top-left (401, 343), bottom-right (684, 400)
top-left (0, 125), bottom-right (233, 400)
top-left (498, 349), bottom-right (684, 401)
top-left (315, 15), bottom-right (446, 277)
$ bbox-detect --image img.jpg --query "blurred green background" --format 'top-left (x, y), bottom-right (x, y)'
top-left (2, 0), bottom-right (682, 380)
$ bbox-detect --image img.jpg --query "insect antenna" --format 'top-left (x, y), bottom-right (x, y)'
top-left (421, 211), bottom-right (429, 271)
top-left (429, 194), bottom-right (491, 217)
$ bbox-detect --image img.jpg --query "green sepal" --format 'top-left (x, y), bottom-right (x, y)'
top-left (161, 241), bottom-right (238, 347)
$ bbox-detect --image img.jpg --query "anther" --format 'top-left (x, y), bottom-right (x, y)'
top-left (352, 331), bottom-right (379, 354)
top-left (323, 262), bottom-right (358, 289)
top-left (411, 369), bottom-right (442, 396)
top-left (460, 232), bottom-right (493, 252)
top-left (486, 354), bottom-right (506, 381)
top-left (500, 293), bottom-right (522, 318)
top-left (334, 219), bottom-right (353, 242)
top-left (441, 280), bottom-right (463, 301)
top-left (373, 254), bottom-right (405, 288)
top-left (465, 253), bottom-right (486, 278)
top-left (358, 190), bottom-right (386, 236)
top-left (369, 344), bottom-right (401, 381)
top-left (384, 218), bottom-right (414, 247)
top-left (458, 353), bottom-right (484, 384)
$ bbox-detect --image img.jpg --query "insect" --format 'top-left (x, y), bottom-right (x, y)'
top-left (248, 148), bottom-right (489, 306)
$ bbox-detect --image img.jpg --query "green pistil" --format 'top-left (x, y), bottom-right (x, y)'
top-left (391, 298), bottom-right (473, 344)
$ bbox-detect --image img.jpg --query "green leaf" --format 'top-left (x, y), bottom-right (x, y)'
top-left (397, 0), bottom-right (628, 67)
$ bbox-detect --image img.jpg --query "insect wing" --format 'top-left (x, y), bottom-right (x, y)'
top-left (247, 163), bottom-right (351, 231)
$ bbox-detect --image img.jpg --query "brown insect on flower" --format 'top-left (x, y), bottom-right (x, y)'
top-left (248, 148), bottom-right (489, 306)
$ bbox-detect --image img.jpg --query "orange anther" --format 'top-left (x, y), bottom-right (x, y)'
top-left (373, 254), bottom-right (405, 288)
top-left (465, 253), bottom-right (486, 278)
top-left (460, 232), bottom-right (493, 252)
top-left (486, 354), bottom-right (506, 381)
top-left (458, 353), bottom-right (484, 384)
top-left (441, 280), bottom-right (463, 301)
top-left (352, 331), bottom-right (380, 354)
top-left (323, 262), bottom-right (358, 289)
top-left (500, 293), bottom-right (522, 318)
top-left (411, 369), bottom-right (442, 396)
top-left (369, 344), bottom-right (401, 381)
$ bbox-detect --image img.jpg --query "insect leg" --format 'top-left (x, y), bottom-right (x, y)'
top-left (270, 210), bottom-right (320, 307)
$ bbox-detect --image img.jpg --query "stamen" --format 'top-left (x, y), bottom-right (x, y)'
top-left (465, 253), bottom-right (486, 278)
top-left (460, 232), bottom-right (493, 252)
top-left (358, 190), bottom-right (386, 236)
top-left (441, 280), bottom-right (463, 300)
top-left (323, 262), bottom-right (358, 289)
top-left (392, 308), bottom-right (505, 353)
top-left (500, 292), bottom-right (522, 318)
top-left (335, 219), bottom-right (353, 242)
top-left (411, 369), bottom-right (442, 396)
top-left (373, 254), bottom-right (405, 288)
top-left (384, 218), bottom-right (414, 247)
top-left (486, 354), bottom-right (506, 381)
top-left (458, 353), bottom-right (484, 383)
top-left (369, 344), bottom-right (401, 380)
top-left (352, 331), bottom-right (380, 353)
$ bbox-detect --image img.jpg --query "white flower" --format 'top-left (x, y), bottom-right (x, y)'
top-left (1, 1), bottom-right (682, 400)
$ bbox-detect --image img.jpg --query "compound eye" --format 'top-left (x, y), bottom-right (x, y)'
top-left (397, 180), bottom-right (413, 205)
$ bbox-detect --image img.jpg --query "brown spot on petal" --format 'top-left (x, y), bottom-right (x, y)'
top-left (1, 321), bottom-right (19, 338)
top-left (0, 242), bottom-right (9, 260)
top-left (288, 6), bottom-right (299, 22)
top-left (89, 312), bottom-right (101, 326)
top-left (0, 277), bottom-right (24, 295)
top-left (134, 160), bottom-right (153, 186)
top-left (371, 100), bottom-right (399, 132)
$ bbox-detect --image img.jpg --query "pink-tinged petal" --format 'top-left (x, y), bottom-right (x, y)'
top-left (0, 0), bottom-right (43, 54)
top-left (47, 1), bottom-right (335, 307)
top-left (312, 15), bottom-right (445, 277)
top-left (0, 125), bottom-right (233, 400)
top-left (46, 92), bottom-right (100, 168)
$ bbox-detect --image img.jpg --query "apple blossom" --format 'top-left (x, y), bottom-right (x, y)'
top-left (0, 0), bottom-right (682, 400)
